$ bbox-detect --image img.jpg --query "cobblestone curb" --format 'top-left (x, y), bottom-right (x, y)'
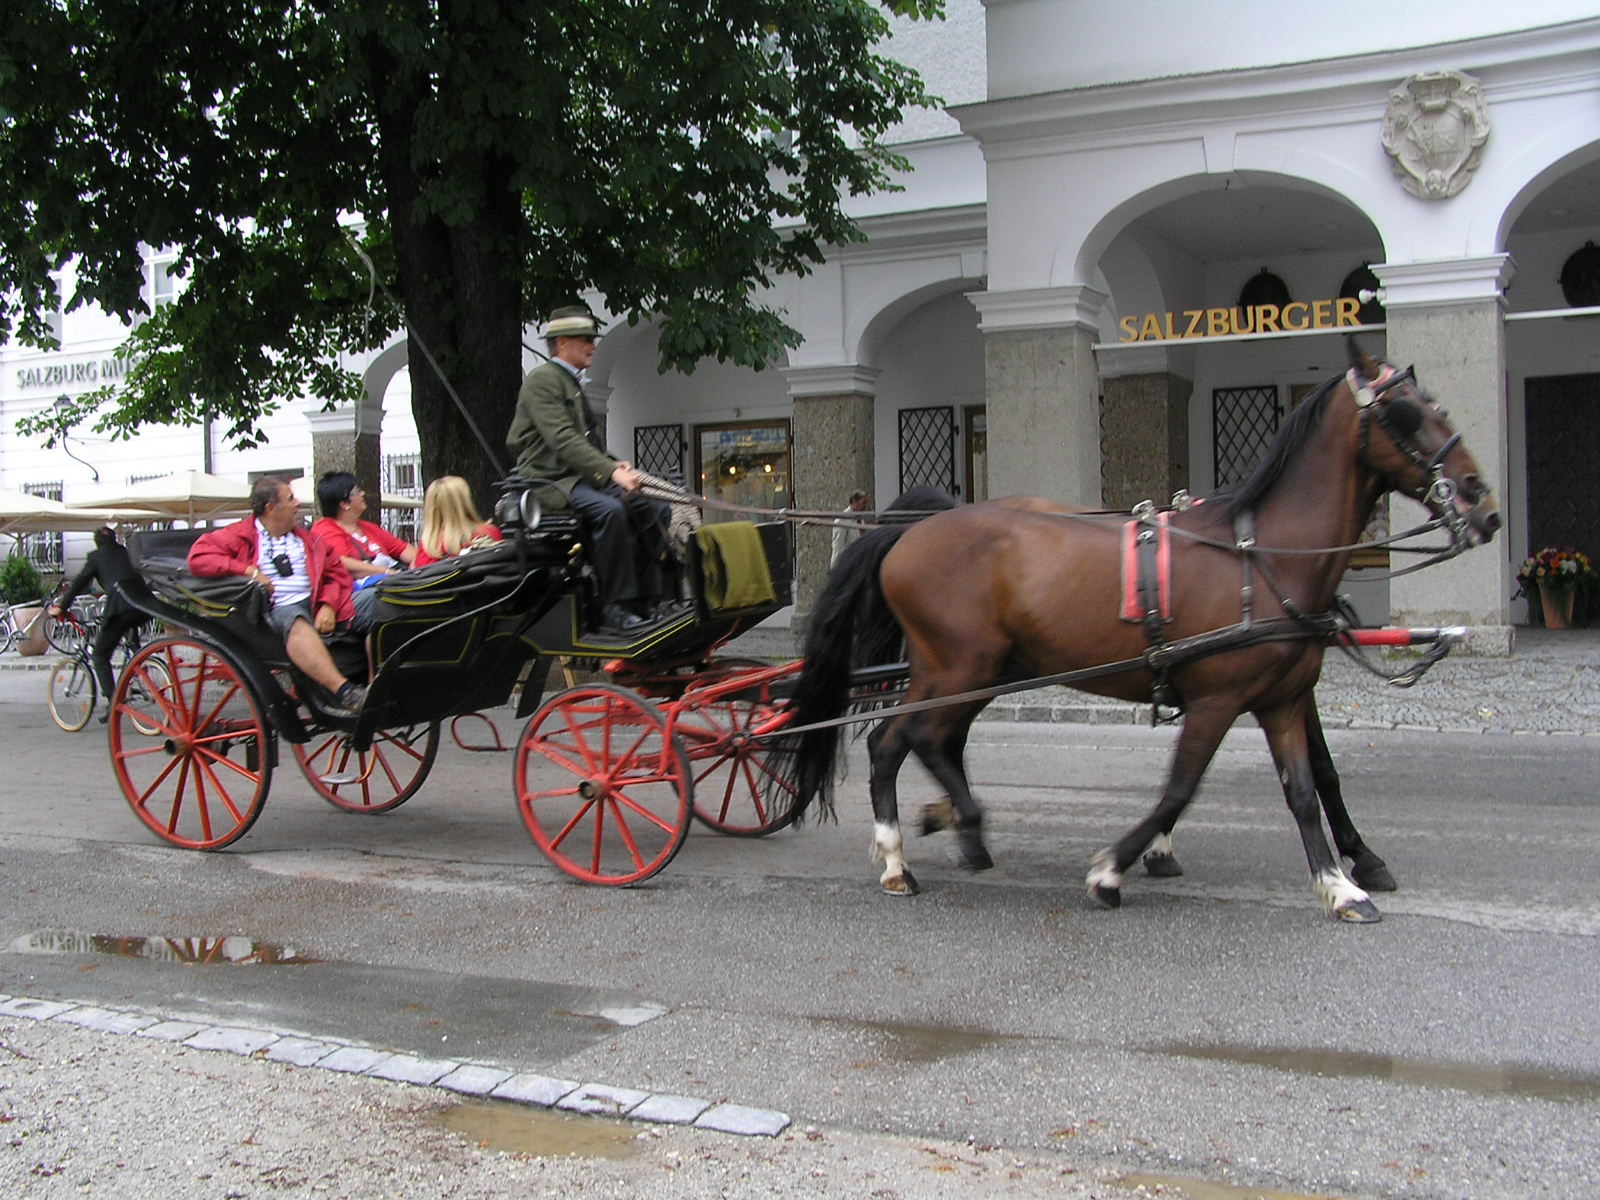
top-left (0, 992), bottom-right (790, 1137)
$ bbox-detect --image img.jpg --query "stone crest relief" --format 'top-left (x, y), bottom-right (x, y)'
top-left (1380, 69), bottom-right (1491, 200)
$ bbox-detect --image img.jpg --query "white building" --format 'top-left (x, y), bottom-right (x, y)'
top-left (5, 2), bottom-right (1597, 648)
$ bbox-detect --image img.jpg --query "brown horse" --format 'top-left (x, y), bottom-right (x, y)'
top-left (778, 342), bottom-right (1500, 921)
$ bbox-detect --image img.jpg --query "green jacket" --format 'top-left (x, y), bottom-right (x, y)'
top-left (506, 360), bottom-right (617, 510)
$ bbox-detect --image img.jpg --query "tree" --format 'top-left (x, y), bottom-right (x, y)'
top-left (1, 0), bottom-right (940, 501)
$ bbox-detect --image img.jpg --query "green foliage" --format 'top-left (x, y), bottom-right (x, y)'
top-left (0, 554), bottom-right (46, 606)
top-left (1, 0), bottom-right (941, 488)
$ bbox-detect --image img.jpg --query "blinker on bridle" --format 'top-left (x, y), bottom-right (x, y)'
top-left (1349, 364), bottom-right (1461, 489)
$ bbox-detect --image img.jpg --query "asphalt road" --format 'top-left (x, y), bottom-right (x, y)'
top-left (1, 667), bottom-right (1597, 1199)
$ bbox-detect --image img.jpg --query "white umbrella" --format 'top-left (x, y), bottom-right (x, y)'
top-left (66, 470), bottom-right (254, 524)
top-left (0, 488), bottom-right (153, 536)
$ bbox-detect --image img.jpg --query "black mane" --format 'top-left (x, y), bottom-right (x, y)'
top-left (1221, 373), bottom-right (1340, 519)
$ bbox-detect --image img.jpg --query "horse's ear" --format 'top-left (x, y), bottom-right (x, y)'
top-left (1345, 335), bottom-right (1379, 379)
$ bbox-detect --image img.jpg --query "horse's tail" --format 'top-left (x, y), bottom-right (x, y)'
top-left (779, 486), bottom-right (957, 822)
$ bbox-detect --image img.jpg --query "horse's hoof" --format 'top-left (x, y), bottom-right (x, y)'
top-left (1142, 850), bottom-right (1184, 878)
top-left (919, 797), bottom-right (953, 836)
top-left (952, 833), bottom-right (993, 872)
top-left (881, 869), bottom-right (920, 897)
top-left (1351, 860), bottom-right (1397, 892)
top-left (1088, 882), bottom-right (1122, 909)
top-left (1334, 897), bottom-right (1382, 923)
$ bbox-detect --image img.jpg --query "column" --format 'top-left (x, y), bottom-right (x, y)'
top-left (305, 390), bottom-right (384, 495)
top-left (784, 364), bottom-right (878, 634)
top-left (1375, 255), bottom-right (1513, 655)
top-left (1101, 350), bottom-right (1192, 510)
top-left (968, 286), bottom-right (1106, 506)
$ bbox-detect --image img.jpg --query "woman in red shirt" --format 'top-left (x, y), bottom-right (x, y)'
top-left (413, 476), bottom-right (503, 567)
top-left (310, 472), bottom-right (418, 584)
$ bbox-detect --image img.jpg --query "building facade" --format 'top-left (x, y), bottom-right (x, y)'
top-left (4, 2), bottom-right (1597, 649)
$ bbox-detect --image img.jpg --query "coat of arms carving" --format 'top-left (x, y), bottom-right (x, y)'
top-left (1380, 69), bottom-right (1491, 200)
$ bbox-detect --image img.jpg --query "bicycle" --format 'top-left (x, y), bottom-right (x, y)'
top-left (46, 605), bottom-right (168, 735)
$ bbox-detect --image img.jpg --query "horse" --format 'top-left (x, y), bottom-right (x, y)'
top-left (777, 341), bottom-right (1499, 922)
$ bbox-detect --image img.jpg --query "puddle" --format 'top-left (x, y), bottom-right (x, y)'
top-left (10, 929), bottom-right (318, 966)
top-left (1157, 1041), bottom-right (1600, 1104)
top-left (429, 1100), bottom-right (642, 1159)
top-left (813, 1014), bottom-right (1018, 1064)
top-left (1112, 1172), bottom-right (1347, 1199)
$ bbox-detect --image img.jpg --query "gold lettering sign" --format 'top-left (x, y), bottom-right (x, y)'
top-left (1118, 297), bottom-right (1362, 342)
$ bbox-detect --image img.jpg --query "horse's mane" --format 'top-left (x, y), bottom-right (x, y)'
top-left (1220, 373), bottom-right (1340, 520)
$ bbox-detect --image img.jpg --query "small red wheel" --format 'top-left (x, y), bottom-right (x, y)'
top-left (293, 723), bottom-right (440, 813)
top-left (110, 638), bottom-right (272, 850)
top-left (676, 660), bottom-right (800, 836)
top-left (514, 685), bottom-right (691, 885)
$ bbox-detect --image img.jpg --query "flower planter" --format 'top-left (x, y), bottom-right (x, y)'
top-left (9, 604), bottom-right (49, 656)
top-left (1541, 585), bottom-right (1576, 630)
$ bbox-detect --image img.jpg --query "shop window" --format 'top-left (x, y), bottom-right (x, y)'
top-left (1212, 385), bottom-right (1280, 489)
top-left (693, 420), bottom-right (790, 524)
top-left (634, 424), bottom-right (686, 484)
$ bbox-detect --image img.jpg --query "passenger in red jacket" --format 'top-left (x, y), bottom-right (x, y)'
top-left (188, 476), bottom-right (366, 714)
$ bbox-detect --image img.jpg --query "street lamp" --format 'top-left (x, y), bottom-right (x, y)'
top-left (53, 394), bottom-right (100, 483)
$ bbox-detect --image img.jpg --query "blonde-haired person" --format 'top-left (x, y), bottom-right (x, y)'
top-left (413, 476), bottom-right (503, 567)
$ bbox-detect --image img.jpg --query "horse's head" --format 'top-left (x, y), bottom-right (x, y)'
top-left (1346, 342), bottom-right (1500, 547)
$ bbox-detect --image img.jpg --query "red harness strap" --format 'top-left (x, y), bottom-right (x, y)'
top-left (1120, 511), bottom-right (1173, 624)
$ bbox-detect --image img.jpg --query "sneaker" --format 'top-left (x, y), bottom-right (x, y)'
top-left (600, 604), bottom-right (648, 634)
top-left (336, 681), bottom-right (368, 712)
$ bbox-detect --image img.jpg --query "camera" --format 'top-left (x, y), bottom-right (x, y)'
top-left (271, 553), bottom-right (293, 577)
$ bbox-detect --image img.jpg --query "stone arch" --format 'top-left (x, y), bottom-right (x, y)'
top-left (1482, 125), bottom-right (1600, 251)
top-left (1064, 169), bottom-right (1385, 287)
top-left (853, 272), bottom-right (984, 369)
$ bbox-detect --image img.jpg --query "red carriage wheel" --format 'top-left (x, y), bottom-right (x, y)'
top-left (109, 638), bottom-right (272, 850)
top-left (676, 659), bottom-right (800, 836)
top-left (293, 722), bottom-right (440, 813)
top-left (514, 685), bottom-right (691, 886)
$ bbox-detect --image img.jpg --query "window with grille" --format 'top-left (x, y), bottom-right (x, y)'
top-left (1212, 385), bottom-right (1281, 489)
top-left (21, 481), bottom-right (65, 573)
top-left (634, 424), bottom-right (686, 484)
top-left (898, 406), bottom-right (955, 496)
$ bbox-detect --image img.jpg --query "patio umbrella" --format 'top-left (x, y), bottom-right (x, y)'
top-left (66, 470), bottom-right (254, 524)
top-left (0, 488), bottom-right (152, 537)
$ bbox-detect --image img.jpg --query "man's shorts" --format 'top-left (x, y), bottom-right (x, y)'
top-left (266, 598), bottom-right (315, 639)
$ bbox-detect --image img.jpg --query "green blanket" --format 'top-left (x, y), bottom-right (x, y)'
top-left (696, 521), bottom-right (777, 611)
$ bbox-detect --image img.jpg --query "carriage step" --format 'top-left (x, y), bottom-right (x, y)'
top-left (319, 772), bottom-right (361, 786)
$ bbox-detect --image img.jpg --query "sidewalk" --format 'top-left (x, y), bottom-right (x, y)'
top-left (10, 626), bottom-right (1596, 736)
top-left (719, 624), bottom-right (1600, 736)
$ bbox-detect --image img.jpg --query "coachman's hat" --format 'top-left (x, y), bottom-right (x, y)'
top-left (542, 305), bottom-right (602, 339)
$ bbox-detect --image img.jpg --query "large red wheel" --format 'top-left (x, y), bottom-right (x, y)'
top-left (514, 685), bottom-right (691, 886)
top-left (676, 660), bottom-right (800, 836)
top-left (109, 638), bottom-right (272, 851)
top-left (292, 723), bottom-right (440, 813)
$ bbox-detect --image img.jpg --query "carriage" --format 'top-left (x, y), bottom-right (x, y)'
top-left (104, 344), bottom-right (1501, 919)
top-left (107, 477), bottom-right (805, 885)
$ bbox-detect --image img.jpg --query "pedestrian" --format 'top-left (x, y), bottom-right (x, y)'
top-left (505, 304), bottom-right (675, 634)
top-left (48, 526), bottom-right (148, 722)
top-left (831, 489), bottom-right (872, 566)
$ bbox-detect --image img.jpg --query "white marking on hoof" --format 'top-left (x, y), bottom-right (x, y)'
top-left (1313, 867), bottom-right (1370, 916)
top-left (1149, 832), bottom-right (1173, 858)
top-left (1087, 848), bottom-right (1124, 907)
top-left (873, 820), bottom-right (913, 893)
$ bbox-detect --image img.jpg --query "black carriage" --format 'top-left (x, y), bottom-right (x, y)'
top-left (108, 481), bottom-right (801, 885)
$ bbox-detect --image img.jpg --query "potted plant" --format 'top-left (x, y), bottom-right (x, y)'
top-left (1, 553), bottom-right (50, 655)
top-left (1514, 545), bottom-right (1597, 629)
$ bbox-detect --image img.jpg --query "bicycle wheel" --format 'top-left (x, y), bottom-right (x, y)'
top-left (0, 611), bottom-right (17, 656)
top-left (121, 654), bottom-right (173, 738)
top-left (47, 657), bottom-right (97, 733)
top-left (44, 610), bottom-right (90, 657)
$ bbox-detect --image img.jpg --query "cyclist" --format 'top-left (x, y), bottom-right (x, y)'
top-left (49, 526), bottom-right (147, 722)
